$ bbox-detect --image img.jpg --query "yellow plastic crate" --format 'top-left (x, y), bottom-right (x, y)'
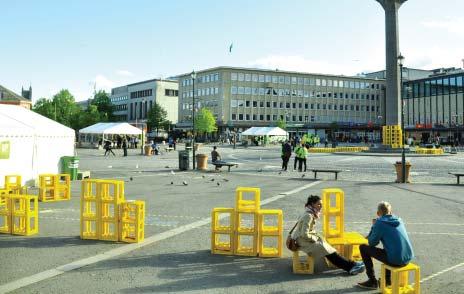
top-left (4, 175), bottom-right (21, 191)
top-left (211, 231), bottom-right (235, 255)
top-left (0, 193), bottom-right (12, 234)
top-left (234, 231), bottom-right (258, 256)
top-left (119, 200), bottom-right (145, 243)
top-left (381, 263), bottom-right (420, 294)
top-left (293, 251), bottom-right (314, 274)
top-left (11, 195), bottom-right (38, 236)
top-left (235, 187), bottom-right (260, 211)
top-left (322, 188), bottom-right (344, 239)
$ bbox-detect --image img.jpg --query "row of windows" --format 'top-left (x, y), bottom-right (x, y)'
top-left (114, 104), bottom-right (127, 111)
top-left (182, 72), bottom-right (220, 86)
top-left (130, 89), bottom-right (153, 99)
top-left (231, 87), bottom-right (380, 100)
top-left (230, 72), bottom-right (382, 90)
top-left (182, 87), bottom-right (219, 98)
top-left (230, 114), bottom-right (378, 122)
top-left (110, 95), bottom-right (128, 102)
top-left (405, 75), bottom-right (464, 98)
top-left (181, 100), bottom-right (220, 110)
top-left (405, 94), bottom-right (464, 126)
top-left (165, 89), bottom-right (179, 97)
top-left (229, 99), bottom-right (380, 112)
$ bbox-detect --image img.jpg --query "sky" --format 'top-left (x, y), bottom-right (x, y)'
top-left (1, 0), bottom-right (464, 102)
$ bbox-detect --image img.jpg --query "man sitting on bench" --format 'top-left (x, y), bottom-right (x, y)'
top-left (211, 146), bottom-right (221, 171)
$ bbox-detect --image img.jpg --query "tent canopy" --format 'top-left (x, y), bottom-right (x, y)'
top-left (242, 127), bottom-right (288, 136)
top-left (79, 122), bottom-right (142, 135)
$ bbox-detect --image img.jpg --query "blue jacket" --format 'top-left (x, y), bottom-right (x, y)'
top-left (368, 215), bottom-right (414, 265)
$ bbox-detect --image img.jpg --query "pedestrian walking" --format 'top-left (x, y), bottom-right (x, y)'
top-left (281, 141), bottom-right (292, 171)
top-left (122, 138), bottom-right (128, 157)
top-left (104, 140), bottom-right (115, 156)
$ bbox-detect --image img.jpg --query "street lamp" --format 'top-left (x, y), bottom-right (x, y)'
top-left (191, 70), bottom-right (197, 170)
top-left (398, 54), bottom-right (406, 183)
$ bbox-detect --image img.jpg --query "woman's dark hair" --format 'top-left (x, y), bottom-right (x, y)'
top-left (305, 195), bottom-right (321, 207)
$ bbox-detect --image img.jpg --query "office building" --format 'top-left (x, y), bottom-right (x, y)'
top-left (177, 66), bottom-right (386, 139)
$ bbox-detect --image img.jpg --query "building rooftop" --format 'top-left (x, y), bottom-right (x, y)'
top-left (0, 85), bottom-right (29, 101)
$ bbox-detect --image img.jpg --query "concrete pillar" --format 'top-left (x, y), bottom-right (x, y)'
top-left (376, 0), bottom-right (407, 125)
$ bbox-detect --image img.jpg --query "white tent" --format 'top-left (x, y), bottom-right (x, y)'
top-left (0, 105), bottom-right (75, 186)
top-left (79, 122), bottom-right (142, 135)
top-left (78, 123), bottom-right (142, 147)
top-left (242, 127), bottom-right (288, 136)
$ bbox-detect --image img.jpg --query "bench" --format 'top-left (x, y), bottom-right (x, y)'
top-left (449, 172), bottom-right (464, 184)
top-left (311, 169), bottom-right (342, 180)
top-left (212, 161), bottom-right (238, 172)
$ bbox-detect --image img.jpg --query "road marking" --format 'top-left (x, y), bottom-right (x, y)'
top-left (348, 222), bottom-right (464, 226)
top-left (421, 261), bottom-right (464, 283)
top-left (0, 181), bottom-right (321, 294)
top-left (408, 232), bottom-right (464, 236)
top-left (336, 157), bottom-right (363, 163)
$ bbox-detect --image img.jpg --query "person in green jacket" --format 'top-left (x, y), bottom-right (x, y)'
top-left (293, 144), bottom-right (302, 171)
top-left (296, 143), bottom-right (308, 172)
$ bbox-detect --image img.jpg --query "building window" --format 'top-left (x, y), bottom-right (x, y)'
top-left (238, 73), bottom-right (245, 81)
top-left (232, 113), bottom-right (237, 120)
top-left (238, 114), bottom-right (243, 120)
top-left (245, 74), bottom-right (251, 82)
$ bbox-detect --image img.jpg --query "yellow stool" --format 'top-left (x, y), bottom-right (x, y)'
top-left (292, 251), bottom-right (314, 274)
top-left (381, 263), bottom-right (420, 294)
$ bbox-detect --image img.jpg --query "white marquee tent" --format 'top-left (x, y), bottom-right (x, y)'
top-left (241, 127), bottom-right (288, 136)
top-left (0, 105), bottom-right (75, 186)
top-left (78, 122), bottom-right (142, 147)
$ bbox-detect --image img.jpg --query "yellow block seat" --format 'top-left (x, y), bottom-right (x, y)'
top-left (381, 263), bottom-right (420, 294)
top-left (292, 251), bottom-right (314, 274)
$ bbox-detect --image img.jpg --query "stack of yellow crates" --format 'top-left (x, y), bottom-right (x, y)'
top-left (0, 193), bottom-right (38, 236)
top-left (382, 125), bottom-right (403, 148)
top-left (211, 187), bottom-right (283, 258)
top-left (39, 174), bottom-right (71, 202)
top-left (80, 179), bottom-right (145, 243)
top-left (322, 188), bottom-right (367, 262)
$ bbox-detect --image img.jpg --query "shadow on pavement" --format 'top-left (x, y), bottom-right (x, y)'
top-left (0, 235), bottom-right (111, 248)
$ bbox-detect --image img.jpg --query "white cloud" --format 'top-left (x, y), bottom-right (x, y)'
top-left (404, 46), bottom-right (463, 70)
top-left (421, 17), bottom-right (464, 35)
top-left (94, 74), bottom-right (114, 91)
top-left (116, 70), bottom-right (134, 77)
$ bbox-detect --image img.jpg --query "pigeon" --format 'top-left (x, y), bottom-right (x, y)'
top-left (223, 179), bottom-right (229, 182)
top-left (165, 166), bottom-right (170, 168)
top-left (171, 170), bottom-right (175, 175)
top-left (136, 164), bottom-right (139, 169)
top-left (278, 171), bottom-right (282, 175)
top-left (259, 157), bottom-right (262, 161)
top-left (257, 169), bottom-right (263, 172)
top-left (211, 178), bottom-right (215, 182)
top-left (182, 181), bottom-right (188, 186)
top-left (217, 182), bottom-right (220, 186)
top-left (130, 177), bottom-right (133, 181)
top-left (171, 181), bottom-right (174, 185)
top-left (202, 175), bottom-right (205, 178)
top-left (301, 174), bottom-right (305, 178)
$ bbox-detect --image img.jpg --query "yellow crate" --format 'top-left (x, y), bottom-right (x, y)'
top-left (98, 180), bottom-right (125, 204)
top-left (327, 232), bottom-right (368, 261)
top-left (235, 210), bottom-right (258, 234)
top-left (4, 175), bottom-right (21, 190)
top-left (235, 187), bottom-right (260, 211)
top-left (381, 263), bottom-right (420, 294)
top-left (0, 193), bottom-right (12, 234)
top-left (80, 181), bottom-right (99, 240)
top-left (258, 235), bottom-right (282, 258)
top-left (234, 231), bottom-right (258, 256)
top-left (39, 174), bottom-right (71, 202)
top-left (119, 200), bottom-right (145, 243)
top-left (258, 209), bottom-right (282, 236)
top-left (212, 208), bottom-right (235, 233)
top-left (293, 251), bottom-right (314, 274)
top-left (322, 188), bottom-right (344, 239)
top-left (11, 195), bottom-right (38, 236)
top-left (211, 231), bottom-right (235, 255)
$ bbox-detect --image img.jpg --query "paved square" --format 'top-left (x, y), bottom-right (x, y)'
top-left (1, 145), bottom-right (463, 293)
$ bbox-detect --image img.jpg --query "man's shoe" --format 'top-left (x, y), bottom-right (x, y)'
top-left (357, 279), bottom-right (379, 290)
top-left (349, 262), bottom-right (365, 275)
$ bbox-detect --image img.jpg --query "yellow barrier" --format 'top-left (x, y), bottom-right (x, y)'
top-left (415, 148), bottom-right (444, 155)
top-left (308, 147), bottom-right (369, 153)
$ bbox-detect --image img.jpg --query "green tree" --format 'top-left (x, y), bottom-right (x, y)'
top-left (147, 102), bottom-right (170, 135)
top-left (91, 90), bottom-right (114, 121)
top-left (71, 104), bottom-right (102, 130)
top-left (33, 98), bottom-right (55, 119)
top-left (195, 108), bottom-right (217, 136)
top-left (33, 89), bottom-right (81, 129)
top-left (277, 118), bottom-right (286, 130)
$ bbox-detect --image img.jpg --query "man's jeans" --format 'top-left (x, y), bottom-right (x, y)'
top-left (359, 244), bottom-right (406, 283)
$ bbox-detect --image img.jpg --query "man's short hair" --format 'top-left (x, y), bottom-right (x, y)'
top-left (213, 146), bottom-right (217, 150)
top-left (377, 201), bottom-right (392, 215)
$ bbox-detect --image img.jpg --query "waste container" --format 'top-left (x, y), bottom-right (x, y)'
top-left (144, 145), bottom-right (152, 156)
top-left (394, 161), bottom-right (412, 183)
top-left (178, 150), bottom-right (190, 171)
top-left (196, 154), bottom-right (208, 170)
top-left (61, 156), bottom-right (79, 180)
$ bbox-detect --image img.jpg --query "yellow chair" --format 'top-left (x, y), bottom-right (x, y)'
top-left (292, 251), bottom-right (314, 274)
top-left (381, 263), bottom-right (420, 294)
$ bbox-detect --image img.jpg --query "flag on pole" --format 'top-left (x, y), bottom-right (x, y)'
top-left (229, 43), bottom-right (233, 53)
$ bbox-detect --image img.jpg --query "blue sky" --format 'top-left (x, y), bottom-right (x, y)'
top-left (1, 0), bottom-right (463, 102)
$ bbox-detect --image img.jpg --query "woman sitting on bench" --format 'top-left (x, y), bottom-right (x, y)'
top-left (211, 146), bottom-right (221, 171)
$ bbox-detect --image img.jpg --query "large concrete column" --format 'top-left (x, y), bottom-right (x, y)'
top-left (376, 0), bottom-right (407, 125)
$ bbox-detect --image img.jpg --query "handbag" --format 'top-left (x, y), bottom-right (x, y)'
top-left (286, 221), bottom-right (300, 252)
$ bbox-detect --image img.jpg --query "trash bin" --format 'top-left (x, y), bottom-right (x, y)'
top-left (144, 145), bottom-right (152, 156)
top-left (196, 154), bottom-right (208, 170)
top-left (394, 161), bottom-right (412, 183)
top-left (61, 156), bottom-right (79, 180)
top-left (178, 150), bottom-right (190, 171)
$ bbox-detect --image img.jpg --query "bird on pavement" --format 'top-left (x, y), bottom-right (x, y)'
top-left (217, 182), bottom-right (220, 186)
top-left (182, 181), bottom-right (188, 186)
top-left (211, 178), bottom-right (215, 181)
top-left (171, 170), bottom-right (175, 175)
top-left (130, 177), bottom-right (133, 181)
top-left (301, 174), bottom-right (305, 178)
top-left (257, 169), bottom-right (262, 172)
top-left (278, 171), bottom-right (282, 175)
top-left (223, 179), bottom-right (229, 182)
top-left (171, 181), bottom-right (174, 185)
